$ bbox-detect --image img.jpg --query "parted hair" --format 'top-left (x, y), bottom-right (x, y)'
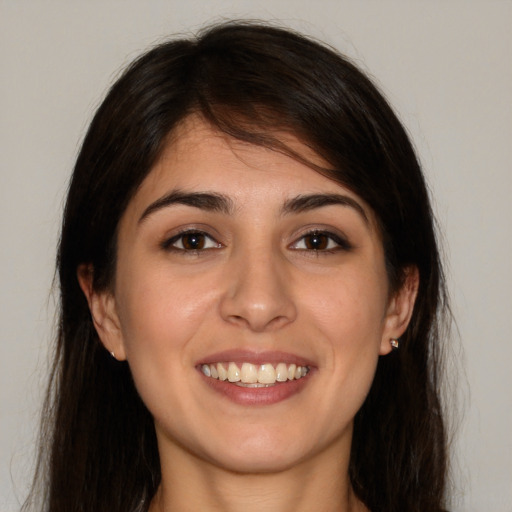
top-left (25, 21), bottom-right (450, 512)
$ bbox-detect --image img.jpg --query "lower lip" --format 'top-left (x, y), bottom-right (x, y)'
top-left (199, 370), bottom-right (312, 406)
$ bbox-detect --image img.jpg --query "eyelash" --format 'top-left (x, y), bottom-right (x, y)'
top-left (161, 229), bottom-right (221, 253)
top-left (290, 230), bottom-right (353, 253)
top-left (161, 228), bottom-right (352, 255)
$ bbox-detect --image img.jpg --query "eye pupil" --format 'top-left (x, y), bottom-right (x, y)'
top-left (305, 233), bottom-right (328, 250)
top-left (182, 233), bottom-right (205, 250)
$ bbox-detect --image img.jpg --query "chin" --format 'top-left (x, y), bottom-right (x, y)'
top-left (210, 447), bottom-right (306, 475)
top-left (195, 427), bottom-right (321, 475)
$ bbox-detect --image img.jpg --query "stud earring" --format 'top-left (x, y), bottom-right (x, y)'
top-left (110, 351), bottom-right (116, 359)
top-left (390, 338), bottom-right (400, 350)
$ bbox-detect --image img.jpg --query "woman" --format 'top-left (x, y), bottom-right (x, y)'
top-left (25, 21), bottom-right (450, 512)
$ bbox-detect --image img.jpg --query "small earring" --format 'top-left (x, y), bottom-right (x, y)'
top-left (110, 350), bottom-right (116, 359)
top-left (390, 338), bottom-right (400, 350)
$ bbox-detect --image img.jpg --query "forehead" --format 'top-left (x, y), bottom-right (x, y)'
top-left (125, 115), bottom-right (377, 230)
top-left (149, 117), bottom-right (325, 186)
top-left (157, 118), bottom-right (323, 182)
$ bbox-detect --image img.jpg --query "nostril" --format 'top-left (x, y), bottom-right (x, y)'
top-left (219, 266), bottom-right (298, 331)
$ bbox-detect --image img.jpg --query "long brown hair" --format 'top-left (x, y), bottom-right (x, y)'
top-left (25, 21), bottom-right (450, 512)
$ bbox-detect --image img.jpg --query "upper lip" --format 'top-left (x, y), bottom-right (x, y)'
top-left (196, 349), bottom-right (315, 368)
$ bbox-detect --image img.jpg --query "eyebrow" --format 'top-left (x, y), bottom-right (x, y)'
top-left (139, 191), bottom-right (235, 223)
top-left (138, 190), bottom-right (368, 225)
top-left (282, 193), bottom-right (369, 224)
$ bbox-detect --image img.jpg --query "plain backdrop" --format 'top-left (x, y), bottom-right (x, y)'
top-left (1, 1), bottom-right (511, 511)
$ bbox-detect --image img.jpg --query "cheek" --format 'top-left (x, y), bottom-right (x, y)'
top-left (301, 269), bottom-right (386, 414)
top-left (113, 263), bottom-right (230, 396)
top-left (115, 264), bottom-right (218, 354)
top-left (304, 267), bottom-right (388, 348)
top-left (113, 269), bottom-right (220, 423)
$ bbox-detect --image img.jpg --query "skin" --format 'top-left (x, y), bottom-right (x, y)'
top-left (79, 116), bottom-right (418, 512)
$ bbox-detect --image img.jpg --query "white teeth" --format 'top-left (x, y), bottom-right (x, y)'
top-left (240, 362), bottom-right (258, 384)
top-left (258, 363), bottom-right (276, 384)
top-left (201, 361), bottom-right (309, 385)
top-left (275, 362), bottom-right (288, 382)
top-left (235, 382), bottom-right (273, 388)
top-left (217, 363), bottom-right (228, 381)
top-left (227, 362), bottom-right (241, 382)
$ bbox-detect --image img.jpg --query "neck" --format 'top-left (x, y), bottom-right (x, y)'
top-left (148, 438), bottom-right (368, 512)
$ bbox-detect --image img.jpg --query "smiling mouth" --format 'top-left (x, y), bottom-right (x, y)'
top-left (201, 362), bottom-right (309, 387)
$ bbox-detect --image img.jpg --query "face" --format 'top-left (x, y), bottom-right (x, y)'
top-left (85, 116), bottom-right (416, 475)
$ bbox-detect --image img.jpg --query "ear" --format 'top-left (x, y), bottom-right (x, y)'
top-left (77, 264), bottom-right (126, 360)
top-left (380, 266), bottom-right (419, 355)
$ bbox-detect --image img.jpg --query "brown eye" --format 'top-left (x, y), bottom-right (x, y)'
top-left (304, 232), bottom-right (329, 250)
top-left (290, 230), bottom-right (352, 252)
top-left (163, 231), bottom-right (220, 252)
top-left (181, 232), bottom-right (206, 250)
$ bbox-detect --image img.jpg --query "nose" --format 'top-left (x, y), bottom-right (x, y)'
top-left (219, 248), bottom-right (297, 332)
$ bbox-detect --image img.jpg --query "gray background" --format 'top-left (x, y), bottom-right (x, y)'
top-left (1, 1), bottom-right (511, 510)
